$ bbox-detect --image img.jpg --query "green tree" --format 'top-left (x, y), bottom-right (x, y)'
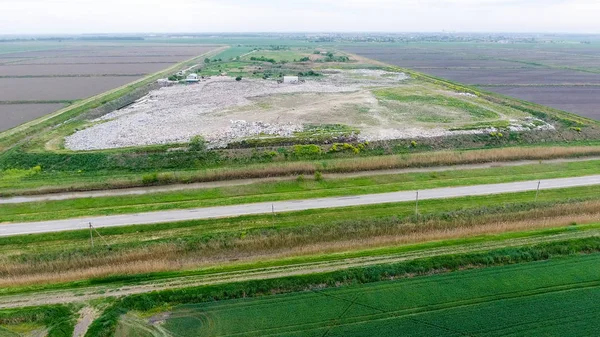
top-left (189, 135), bottom-right (208, 153)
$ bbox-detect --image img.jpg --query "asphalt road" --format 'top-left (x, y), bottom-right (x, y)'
top-left (2, 175), bottom-right (600, 237)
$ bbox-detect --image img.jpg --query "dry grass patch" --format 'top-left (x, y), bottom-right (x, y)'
top-left (3, 200), bottom-right (600, 288)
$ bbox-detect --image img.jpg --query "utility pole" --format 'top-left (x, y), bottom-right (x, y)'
top-left (89, 222), bottom-right (94, 248)
top-left (535, 181), bottom-right (541, 202)
top-left (415, 191), bottom-right (419, 217)
top-left (88, 222), bottom-right (111, 250)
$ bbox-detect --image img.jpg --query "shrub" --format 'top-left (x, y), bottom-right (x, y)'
top-left (189, 135), bottom-right (208, 153)
top-left (329, 143), bottom-right (362, 154)
top-left (141, 173), bottom-right (159, 185)
top-left (314, 170), bottom-right (323, 181)
top-left (157, 172), bottom-right (175, 183)
top-left (296, 175), bottom-right (305, 183)
top-left (293, 144), bottom-right (322, 158)
top-left (236, 76), bottom-right (242, 81)
top-left (410, 140), bottom-right (417, 148)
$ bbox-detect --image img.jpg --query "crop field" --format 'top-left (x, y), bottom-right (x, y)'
top-left (0, 77), bottom-right (143, 101)
top-left (115, 254), bottom-right (600, 337)
top-left (0, 42), bottom-right (218, 131)
top-left (0, 103), bottom-right (65, 132)
top-left (0, 63), bottom-right (176, 76)
top-left (343, 43), bottom-right (600, 119)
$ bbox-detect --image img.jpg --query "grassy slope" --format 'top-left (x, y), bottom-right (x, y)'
top-left (3, 184), bottom-right (600, 253)
top-left (122, 253), bottom-right (600, 336)
top-left (4, 144), bottom-right (600, 196)
top-left (3, 159), bottom-right (600, 222)
top-left (3, 190), bottom-right (600, 297)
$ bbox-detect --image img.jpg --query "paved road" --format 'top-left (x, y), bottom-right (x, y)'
top-left (2, 175), bottom-right (600, 237)
top-left (2, 156), bottom-right (600, 204)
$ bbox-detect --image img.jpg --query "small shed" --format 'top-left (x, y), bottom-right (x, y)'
top-left (186, 73), bottom-right (199, 83)
top-left (283, 76), bottom-right (299, 84)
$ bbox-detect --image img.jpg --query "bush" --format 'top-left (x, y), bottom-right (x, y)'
top-left (189, 135), bottom-right (208, 153)
top-left (293, 144), bottom-right (322, 158)
top-left (314, 171), bottom-right (323, 181)
top-left (157, 172), bottom-right (175, 183)
top-left (296, 175), bottom-right (305, 183)
top-left (141, 173), bottom-right (159, 185)
top-left (410, 140), bottom-right (417, 148)
top-left (329, 143), bottom-right (361, 154)
top-left (236, 76), bottom-right (242, 81)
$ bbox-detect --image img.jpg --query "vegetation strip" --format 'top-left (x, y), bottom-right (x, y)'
top-left (0, 305), bottom-right (75, 337)
top-left (5, 145), bottom-right (600, 197)
top-left (3, 159), bottom-right (600, 222)
top-left (83, 238), bottom-right (600, 337)
top-left (3, 155), bottom-right (600, 203)
top-left (4, 186), bottom-right (600, 295)
top-left (2, 214), bottom-right (600, 302)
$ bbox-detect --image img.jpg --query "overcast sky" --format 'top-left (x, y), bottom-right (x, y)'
top-left (1, 0), bottom-right (599, 35)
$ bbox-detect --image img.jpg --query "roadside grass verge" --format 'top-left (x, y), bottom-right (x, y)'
top-left (84, 239), bottom-right (600, 337)
top-left (4, 145), bottom-right (600, 196)
top-left (2, 159), bottom-right (600, 222)
top-left (3, 187), bottom-right (600, 290)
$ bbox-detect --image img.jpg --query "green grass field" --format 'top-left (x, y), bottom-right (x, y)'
top-left (2, 159), bottom-right (600, 222)
top-left (118, 253), bottom-right (600, 337)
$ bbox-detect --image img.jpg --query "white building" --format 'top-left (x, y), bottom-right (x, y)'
top-left (186, 73), bottom-right (199, 83)
top-left (283, 76), bottom-right (299, 84)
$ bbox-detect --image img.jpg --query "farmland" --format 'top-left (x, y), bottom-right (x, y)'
top-left (343, 42), bottom-right (600, 119)
top-left (115, 254), bottom-right (600, 337)
top-left (0, 42), bottom-right (219, 131)
top-left (1, 34), bottom-right (600, 336)
top-left (0, 104), bottom-right (65, 132)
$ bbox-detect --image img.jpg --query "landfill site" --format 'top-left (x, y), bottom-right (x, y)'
top-left (65, 69), bottom-right (550, 150)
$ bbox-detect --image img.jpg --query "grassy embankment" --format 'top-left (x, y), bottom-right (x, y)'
top-left (4, 185), bottom-right (600, 292)
top-left (2, 158), bottom-right (600, 222)
top-left (0, 305), bottom-right (75, 337)
top-left (3, 145), bottom-right (600, 196)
